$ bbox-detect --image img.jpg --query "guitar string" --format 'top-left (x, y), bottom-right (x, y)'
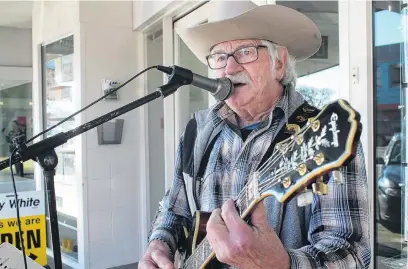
top-left (224, 123), bottom-right (315, 216)
top-left (184, 162), bottom-right (330, 267)
top-left (203, 124), bottom-right (328, 225)
top-left (257, 125), bottom-right (330, 189)
top-left (184, 122), bottom-right (331, 267)
top-left (256, 122), bottom-right (311, 174)
top-left (234, 135), bottom-right (312, 210)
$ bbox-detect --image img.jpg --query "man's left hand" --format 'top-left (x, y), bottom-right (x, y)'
top-left (206, 199), bottom-right (290, 269)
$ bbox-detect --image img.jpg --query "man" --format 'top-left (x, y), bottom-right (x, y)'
top-left (140, 1), bottom-right (371, 269)
top-left (4, 120), bottom-right (25, 176)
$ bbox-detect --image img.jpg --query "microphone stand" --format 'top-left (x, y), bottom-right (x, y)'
top-left (0, 77), bottom-right (183, 269)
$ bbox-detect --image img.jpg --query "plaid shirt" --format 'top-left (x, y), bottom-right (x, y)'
top-left (148, 86), bottom-right (371, 269)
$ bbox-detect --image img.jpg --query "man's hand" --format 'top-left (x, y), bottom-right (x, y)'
top-left (206, 199), bottom-right (290, 269)
top-left (139, 240), bottom-right (175, 269)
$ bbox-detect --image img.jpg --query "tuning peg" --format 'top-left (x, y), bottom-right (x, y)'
top-left (308, 118), bottom-right (320, 132)
top-left (282, 176), bottom-right (291, 189)
top-left (313, 152), bottom-right (325, 165)
top-left (296, 163), bottom-right (307, 176)
top-left (294, 134), bottom-right (304, 145)
top-left (332, 170), bottom-right (343, 184)
top-left (312, 176), bottom-right (328, 195)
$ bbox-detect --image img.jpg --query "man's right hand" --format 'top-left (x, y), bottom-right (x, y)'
top-left (139, 240), bottom-right (175, 269)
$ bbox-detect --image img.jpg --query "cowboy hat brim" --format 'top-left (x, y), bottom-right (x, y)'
top-left (175, 4), bottom-right (322, 64)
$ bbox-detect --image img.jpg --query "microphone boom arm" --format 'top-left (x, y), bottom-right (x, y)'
top-left (0, 80), bottom-right (181, 269)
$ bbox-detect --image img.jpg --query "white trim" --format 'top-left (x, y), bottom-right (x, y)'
top-left (138, 31), bottom-right (150, 256)
top-left (173, 32), bottom-right (183, 147)
top-left (338, 1), bottom-right (351, 102)
top-left (34, 43), bottom-right (44, 192)
top-left (347, 2), bottom-right (374, 268)
top-left (76, 27), bottom-right (88, 269)
top-left (133, 1), bottom-right (207, 32)
top-left (46, 248), bottom-right (79, 269)
top-left (163, 15), bottom-right (176, 191)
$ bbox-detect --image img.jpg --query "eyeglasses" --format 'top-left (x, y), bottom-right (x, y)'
top-left (206, 45), bottom-right (267, 70)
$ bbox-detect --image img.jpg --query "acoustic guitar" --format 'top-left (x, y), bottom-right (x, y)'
top-left (179, 99), bottom-right (362, 269)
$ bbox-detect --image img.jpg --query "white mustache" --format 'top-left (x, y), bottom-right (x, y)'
top-left (226, 73), bottom-right (252, 86)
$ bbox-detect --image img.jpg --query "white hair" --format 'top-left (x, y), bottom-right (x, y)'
top-left (260, 40), bottom-right (298, 88)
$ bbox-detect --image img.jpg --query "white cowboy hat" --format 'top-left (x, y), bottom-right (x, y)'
top-left (175, 0), bottom-right (322, 64)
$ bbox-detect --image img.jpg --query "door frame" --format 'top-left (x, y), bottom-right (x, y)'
top-left (173, 1), bottom-right (215, 150)
top-left (138, 1), bottom-right (376, 266)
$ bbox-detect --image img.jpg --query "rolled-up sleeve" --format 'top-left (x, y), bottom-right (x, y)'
top-left (147, 135), bottom-right (193, 256)
top-left (287, 142), bottom-right (371, 268)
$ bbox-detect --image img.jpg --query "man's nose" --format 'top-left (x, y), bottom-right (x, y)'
top-left (224, 55), bottom-right (243, 76)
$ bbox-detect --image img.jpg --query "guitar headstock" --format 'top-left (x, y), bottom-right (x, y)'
top-left (256, 99), bottom-right (362, 203)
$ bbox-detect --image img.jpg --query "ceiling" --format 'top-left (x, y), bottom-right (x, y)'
top-left (0, 80), bottom-right (31, 91)
top-left (0, 1), bottom-right (32, 29)
top-left (276, 1), bottom-right (338, 14)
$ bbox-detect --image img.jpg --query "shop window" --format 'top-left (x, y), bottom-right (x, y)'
top-left (276, 0), bottom-right (340, 108)
top-left (41, 35), bottom-right (78, 262)
top-left (373, 1), bottom-right (407, 268)
top-left (0, 82), bottom-right (34, 191)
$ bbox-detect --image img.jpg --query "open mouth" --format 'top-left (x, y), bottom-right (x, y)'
top-left (233, 83), bottom-right (246, 88)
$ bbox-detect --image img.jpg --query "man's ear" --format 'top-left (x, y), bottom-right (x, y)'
top-left (275, 47), bottom-right (288, 81)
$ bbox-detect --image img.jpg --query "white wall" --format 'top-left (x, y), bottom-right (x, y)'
top-left (0, 27), bottom-right (32, 87)
top-left (78, 1), bottom-right (144, 268)
top-left (33, 1), bottom-right (148, 269)
top-left (296, 12), bottom-right (339, 77)
top-left (133, 0), bottom-right (175, 30)
top-left (146, 33), bottom-right (166, 224)
top-left (0, 26), bottom-right (32, 67)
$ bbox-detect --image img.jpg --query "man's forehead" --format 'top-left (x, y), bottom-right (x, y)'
top-left (210, 39), bottom-right (260, 53)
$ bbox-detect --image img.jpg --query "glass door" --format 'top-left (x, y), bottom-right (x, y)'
top-left (41, 35), bottom-right (79, 263)
top-left (373, 1), bottom-right (407, 268)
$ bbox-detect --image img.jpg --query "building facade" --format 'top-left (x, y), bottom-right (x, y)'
top-left (0, 1), bottom-right (406, 269)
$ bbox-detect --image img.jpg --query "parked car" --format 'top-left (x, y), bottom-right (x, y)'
top-left (377, 132), bottom-right (404, 225)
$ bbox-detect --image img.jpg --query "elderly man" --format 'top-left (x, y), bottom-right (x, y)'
top-left (140, 1), bottom-right (370, 269)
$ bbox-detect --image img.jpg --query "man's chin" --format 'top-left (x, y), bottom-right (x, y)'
top-left (225, 95), bottom-right (248, 110)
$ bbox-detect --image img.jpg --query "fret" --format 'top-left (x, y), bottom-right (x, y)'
top-left (235, 176), bottom-right (260, 217)
top-left (184, 237), bottom-right (213, 269)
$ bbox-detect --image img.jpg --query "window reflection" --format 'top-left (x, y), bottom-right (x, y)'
top-left (373, 1), bottom-right (407, 268)
top-left (276, 1), bottom-right (339, 108)
top-left (0, 82), bottom-right (34, 193)
top-left (42, 35), bottom-right (78, 262)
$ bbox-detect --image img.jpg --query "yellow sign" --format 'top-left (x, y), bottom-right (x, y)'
top-left (0, 191), bottom-right (47, 266)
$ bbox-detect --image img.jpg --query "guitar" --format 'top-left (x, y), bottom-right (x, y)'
top-left (180, 99), bottom-right (362, 269)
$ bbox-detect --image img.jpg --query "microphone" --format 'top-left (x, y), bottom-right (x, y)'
top-left (157, 65), bottom-right (234, 101)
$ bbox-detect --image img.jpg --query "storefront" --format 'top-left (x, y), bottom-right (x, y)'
top-left (22, 0), bottom-right (407, 268)
top-left (137, 1), bottom-right (408, 269)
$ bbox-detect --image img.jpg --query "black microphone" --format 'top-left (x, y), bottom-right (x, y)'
top-left (157, 65), bottom-right (234, 101)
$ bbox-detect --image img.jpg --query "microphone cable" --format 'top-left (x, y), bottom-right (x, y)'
top-left (9, 148), bottom-right (28, 269)
top-left (26, 65), bottom-right (158, 144)
top-left (9, 65), bottom-right (158, 269)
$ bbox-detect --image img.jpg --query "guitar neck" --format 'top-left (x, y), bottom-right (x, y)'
top-left (183, 182), bottom-right (259, 269)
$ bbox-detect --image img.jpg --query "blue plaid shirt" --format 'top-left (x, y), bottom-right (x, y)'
top-left (148, 86), bottom-right (371, 269)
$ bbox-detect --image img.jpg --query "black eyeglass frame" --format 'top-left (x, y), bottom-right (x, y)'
top-left (205, 45), bottom-right (268, 70)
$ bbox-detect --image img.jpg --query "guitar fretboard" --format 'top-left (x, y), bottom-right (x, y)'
top-left (183, 181), bottom-right (258, 269)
